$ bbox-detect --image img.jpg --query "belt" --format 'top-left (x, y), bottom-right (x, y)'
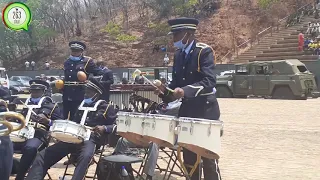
top-left (64, 81), bottom-right (86, 86)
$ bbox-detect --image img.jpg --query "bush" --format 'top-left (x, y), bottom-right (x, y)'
top-left (148, 23), bottom-right (170, 36)
top-left (101, 22), bottom-right (121, 37)
top-left (116, 34), bottom-right (137, 42)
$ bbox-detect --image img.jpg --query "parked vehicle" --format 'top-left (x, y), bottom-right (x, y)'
top-left (9, 80), bottom-right (30, 95)
top-left (10, 76), bottom-right (32, 87)
top-left (216, 59), bottom-right (320, 100)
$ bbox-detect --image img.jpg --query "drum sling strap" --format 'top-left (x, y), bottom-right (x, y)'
top-left (78, 100), bottom-right (106, 125)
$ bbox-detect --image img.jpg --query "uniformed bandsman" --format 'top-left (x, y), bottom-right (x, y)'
top-left (13, 80), bottom-right (63, 180)
top-left (156, 17), bottom-right (221, 180)
top-left (63, 41), bottom-right (103, 120)
top-left (96, 60), bottom-right (114, 102)
top-left (0, 97), bottom-right (13, 180)
top-left (26, 78), bottom-right (117, 180)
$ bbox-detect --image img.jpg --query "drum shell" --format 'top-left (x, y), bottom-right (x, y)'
top-left (50, 120), bottom-right (87, 144)
top-left (177, 118), bottom-right (222, 159)
top-left (10, 125), bottom-right (35, 143)
top-left (142, 114), bottom-right (176, 148)
top-left (116, 112), bottom-right (149, 147)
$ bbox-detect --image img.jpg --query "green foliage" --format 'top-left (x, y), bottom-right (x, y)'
top-left (148, 22), bottom-right (170, 36)
top-left (173, 0), bottom-right (198, 15)
top-left (102, 22), bottom-right (121, 37)
top-left (116, 34), bottom-right (137, 42)
top-left (258, 0), bottom-right (278, 9)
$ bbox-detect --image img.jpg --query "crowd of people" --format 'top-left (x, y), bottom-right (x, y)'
top-left (300, 22), bottom-right (320, 55)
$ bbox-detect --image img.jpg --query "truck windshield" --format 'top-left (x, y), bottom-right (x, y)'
top-left (297, 65), bottom-right (308, 73)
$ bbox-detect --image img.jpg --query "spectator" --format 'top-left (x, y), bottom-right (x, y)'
top-left (163, 54), bottom-right (169, 66)
top-left (25, 61), bottom-right (30, 70)
top-left (31, 61), bottom-right (35, 70)
top-left (298, 31), bottom-right (304, 51)
top-left (134, 74), bottom-right (144, 84)
top-left (121, 78), bottom-right (128, 84)
top-left (304, 38), bottom-right (312, 50)
top-left (45, 61), bottom-right (50, 70)
top-left (152, 44), bottom-right (160, 53)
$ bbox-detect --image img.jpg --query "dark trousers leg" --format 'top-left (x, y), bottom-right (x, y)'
top-left (15, 138), bottom-right (44, 180)
top-left (72, 140), bottom-right (96, 180)
top-left (0, 136), bottom-right (13, 180)
top-left (25, 142), bottom-right (74, 180)
top-left (63, 100), bottom-right (82, 120)
top-left (183, 149), bottom-right (221, 180)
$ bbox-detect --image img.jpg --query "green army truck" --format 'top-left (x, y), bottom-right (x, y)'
top-left (216, 59), bottom-right (320, 100)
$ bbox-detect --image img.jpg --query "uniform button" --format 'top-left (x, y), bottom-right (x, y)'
top-left (183, 78), bottom-right (185, 80)
top-left (183, 67), bottom-right (185, 69)
top-left (80, 67), bottom-right (82, 69)
top-left (71, 64), bottom-right (74, 66)
top-left (70, 70), bottom-right (72, 72)
top-left (69, 76), bottom-right (71, 78)
top-left (190, 72), bottom-right (192, 74)
top-left (206, 101), bottom-right (209, 104)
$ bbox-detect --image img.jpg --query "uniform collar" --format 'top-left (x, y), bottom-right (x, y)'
top-left (183, 40), bottom-right (195, 55)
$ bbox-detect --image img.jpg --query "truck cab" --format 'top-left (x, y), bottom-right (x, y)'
top-left (216, 59), bottom-right (319, 99)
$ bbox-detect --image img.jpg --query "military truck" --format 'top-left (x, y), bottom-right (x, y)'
top-left (216, 59), bottom-right (320, 100)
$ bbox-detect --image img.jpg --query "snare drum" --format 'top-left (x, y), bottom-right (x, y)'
top-left (177, 117), bottom-right (223, 159)
top-left (50, 120), bottom-right (90, 144)
top-left (117, 112), bottom-right (150, 146)
top-left (143, 114), bottom-right (177, 148)
top-left (10, 122), bottom-right (35, 142)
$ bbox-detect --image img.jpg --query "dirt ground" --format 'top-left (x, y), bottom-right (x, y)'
top-left (10, 98), bottom-right (320, 180)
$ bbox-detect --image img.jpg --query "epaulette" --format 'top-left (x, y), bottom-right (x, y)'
top-left (196, 42), bottom-right (210, 49)
top-left (195, 43), bottom-right (215, 72)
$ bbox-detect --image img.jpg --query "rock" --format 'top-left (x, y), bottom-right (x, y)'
top-left (131, 42), bottom-right (144, 49)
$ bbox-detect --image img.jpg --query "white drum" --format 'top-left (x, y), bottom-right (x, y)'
top-left (10, 122), bottom-right (35, 142)
top-left (177, 117), bottom-right (223, 159)
top-left (116, 112), bottom-right (150, 146)
top-left (142, 114), bottom-right (177, 148)
top-left (50, 120), bottom-right (90, 144)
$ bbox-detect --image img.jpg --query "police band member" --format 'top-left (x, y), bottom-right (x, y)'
top-left (0, 98), bottom-right (13, 180)
top-left (14, 80), bottom-right (62, 180)
top-left (96, 60), bottom-right (114, 102)
top-left (26, 78), bottom-right (117, 180)
top-left (63, 41), bottom-right (103, 120)
top-left (156, 17), bottom-right (221, 180)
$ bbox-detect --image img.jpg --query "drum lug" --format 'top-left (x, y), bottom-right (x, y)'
top-left (174, 125), bottom-right (181, 135)
top-left (208, 123), bottom-right (212, 136)
top-left (152, 119), bottom-right (156, 130)
top-left (190, 122), bottom-right (194, 135)
top-left (169, 122), bottom-right (173, 132)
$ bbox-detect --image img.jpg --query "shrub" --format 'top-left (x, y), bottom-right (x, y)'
top-left (116, 34), bottom-right (137, 42)
top-left (102, 22), bottom-right (121, 37)
top-left (148, 23), bottom-right (170, 36)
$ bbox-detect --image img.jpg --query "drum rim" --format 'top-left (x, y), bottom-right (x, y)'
top-left (52, 120), bottom-right (84, 126)
top-left (179, 117), bottom-right (223, 125)
top-left (50, 132), bottom-right (84, 142)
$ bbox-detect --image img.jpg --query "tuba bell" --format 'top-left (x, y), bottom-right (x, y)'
top-left (0, 111), bottom-right (26, 136)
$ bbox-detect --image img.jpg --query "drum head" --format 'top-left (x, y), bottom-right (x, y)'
top-left (117, 132), bottom-right (149, 147)
top-left (178, 143), bottom-right (220, 159)
top-left (51, 132), bottom-right (83, 144)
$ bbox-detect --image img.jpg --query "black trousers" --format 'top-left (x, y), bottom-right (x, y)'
top-left (63, 100), bottom-right (82, 120)
top-left (0, 136), bottom-right (13, 180)
top-left (26, 140), bottom-right (96, 180)
top-left (179, 97), bottom-right (221, 180)
top-left (14, 138), bottom-right (46, 180)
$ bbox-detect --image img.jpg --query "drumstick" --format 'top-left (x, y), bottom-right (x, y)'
top-left (133, 69), bottom-right (164, 94)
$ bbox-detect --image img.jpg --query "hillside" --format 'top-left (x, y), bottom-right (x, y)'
top-left (1, 0), bottom-right (308, 70)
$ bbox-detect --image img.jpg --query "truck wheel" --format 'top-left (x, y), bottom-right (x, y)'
top-left (216, 86), bottom-right (233, 98)
top-left (271, 86), bottom-right (295, 100)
